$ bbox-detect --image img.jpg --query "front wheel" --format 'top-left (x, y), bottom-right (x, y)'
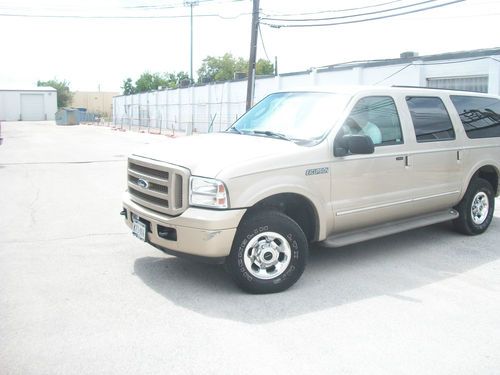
top-left (225, 211), bottom-right (308, 294)
top-left (453, 177), bottom-right (495, 235)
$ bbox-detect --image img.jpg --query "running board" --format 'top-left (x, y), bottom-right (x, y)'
top-left (321, 209), bottom-right (459, 248)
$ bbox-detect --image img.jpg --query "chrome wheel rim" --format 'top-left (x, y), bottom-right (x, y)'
top-left (243, 231), bottom-right (291, 280)
top-left (471, 192), bottom-right (489, 225)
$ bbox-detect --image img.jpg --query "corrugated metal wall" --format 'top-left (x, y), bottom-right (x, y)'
top-left (0, 90), bottom-right (57, 121)
top-left (113, 55), bottom-right (500, 133)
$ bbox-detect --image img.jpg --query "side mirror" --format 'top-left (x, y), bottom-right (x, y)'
top-left (334, 134), bottom-right (374, 157)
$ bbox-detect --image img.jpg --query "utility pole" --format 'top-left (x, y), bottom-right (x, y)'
top-left (184, 0), bottom-right (199, 136)
top-left (245, 0), bottom-right (260, 111)
top-left (184, 1), bottom-right (199, 82)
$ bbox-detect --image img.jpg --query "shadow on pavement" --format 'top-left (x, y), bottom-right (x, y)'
top-left (133, 220), bottom-right (500, 324)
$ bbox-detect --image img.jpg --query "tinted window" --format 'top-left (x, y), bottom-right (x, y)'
top-left (406, 97), bottom-right (455, 142)
top-left (450, 95), bottom-right (500, 139)
top-left (342, 96), bottom-right (403, 146)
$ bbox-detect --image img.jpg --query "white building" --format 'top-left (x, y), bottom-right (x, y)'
top-left (0, 87), bottom-right (58, 121)
top-left (113, 47), bottom-right (500, 133)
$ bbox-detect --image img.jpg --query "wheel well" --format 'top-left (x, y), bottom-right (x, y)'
top-left (474, 166), bottom-right (499, 195)
top-left (244, 193), bottom-right (319, 242)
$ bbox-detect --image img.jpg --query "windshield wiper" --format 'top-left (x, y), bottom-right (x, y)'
top-left (252, 130), bottom-right (292, 141)
top-left (227, 127), bottom-right (242, 134)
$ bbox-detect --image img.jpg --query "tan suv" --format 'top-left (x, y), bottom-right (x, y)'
top-left (122, 86), bottom-right (500, 293)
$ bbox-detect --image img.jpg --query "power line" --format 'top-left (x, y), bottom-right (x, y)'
top-left (0, 0), bottom-right (243, 12)
top-left (260, 0), bottom-right (406, 17)
top-left (260, 0), bottom-right (496, 19)
top-left (0, 11), bottom-right (251, 19)
top-left (258, 23), bottom-right (270, 61)
top-left (261, 0), bottom-right (440, 22)
top-left (123, 0), bottom-right (207, 9)
top-left (373, 56), bottom-right (500, 85)
top-left (0, 0), bottom-right (249, 18)
top-left (404, 12), bottom-right (500, 19)
top-left (123, 0), bottom-right (241, 10)
top-left (261, 0), bottom-right (464, 28)
top-left (373, 64), bottom-right (413, 85)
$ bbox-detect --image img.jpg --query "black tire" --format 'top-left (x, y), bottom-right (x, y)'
top-left (453, 177), bottom-right (495, 235)
top-left (225, 211), bottom-right (308, 294)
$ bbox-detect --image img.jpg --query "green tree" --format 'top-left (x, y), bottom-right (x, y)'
top-left (124, 71), bottom-right (191, 94)
top-left (134, 72), bottom-right (169, 93)
top-left (197, 54), bottom-right (274, 83)
top-left (122, 78), bottom-right (135, 95)
top-left (256, 59), bottom-right (275, 75)
top-left (165, 71), bottom-right (191, 88)
top-left (37, 79), bottom-right (72, 108)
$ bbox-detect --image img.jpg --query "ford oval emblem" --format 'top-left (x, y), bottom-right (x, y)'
top-left (137, 178), bottom-right (149, 189)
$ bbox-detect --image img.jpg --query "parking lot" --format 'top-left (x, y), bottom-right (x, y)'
top-left (1, 121), bottom-right (499, 375)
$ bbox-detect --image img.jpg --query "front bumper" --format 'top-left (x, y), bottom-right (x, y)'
top-left (123, 193), bottom-right (246, 259)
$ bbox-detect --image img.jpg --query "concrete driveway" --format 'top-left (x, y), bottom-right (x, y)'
top-left (1, 121), bottom-right (499, 375)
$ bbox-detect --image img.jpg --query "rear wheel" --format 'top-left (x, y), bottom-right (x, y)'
top-left (225, 211), bottom-right (308, 294)
top-left (453, 178), bottom-right (495, 235)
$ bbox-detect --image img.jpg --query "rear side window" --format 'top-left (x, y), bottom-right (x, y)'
top-left (406, 96), bottom-right (455, 142)
top-left (450, 95), bottom-right (500, 139)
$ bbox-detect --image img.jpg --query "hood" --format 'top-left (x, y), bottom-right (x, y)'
top-left (132, 132), bottom-right (301, 177)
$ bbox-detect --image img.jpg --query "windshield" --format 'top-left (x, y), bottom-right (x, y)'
top-left (228, 92), bottom-right (350, 144)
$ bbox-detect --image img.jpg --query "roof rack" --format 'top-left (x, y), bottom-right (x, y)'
top-left (392, 85), bottom-right (425, 88)
top-left (391, 85), bottom-right (468, 92)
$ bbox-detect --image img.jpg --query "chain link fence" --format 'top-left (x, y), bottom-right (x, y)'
top-left (113, 79), bottom-right (277, 135)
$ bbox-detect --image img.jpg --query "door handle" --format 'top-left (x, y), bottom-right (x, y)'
top-left (396, 156), bottom-right (410, 167)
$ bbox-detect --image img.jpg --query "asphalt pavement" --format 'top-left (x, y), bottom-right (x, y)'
top-left (1, 121), bottom-right (499, 375)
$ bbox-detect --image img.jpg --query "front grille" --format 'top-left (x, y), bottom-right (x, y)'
top-left (129, 162), bottom-right (169, 179)
top-left (129, 175), bottom-right (168, 194)
top-left (127, 156), bottom-right (189, 216)
top-left (129, 187), bottom-right (169, 207)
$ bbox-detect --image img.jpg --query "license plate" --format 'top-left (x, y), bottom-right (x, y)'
top-left (132, 220), bottom-right (147, 241)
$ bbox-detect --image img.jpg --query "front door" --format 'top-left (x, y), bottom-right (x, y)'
top-left (331, 95), bottom-right (413, 233)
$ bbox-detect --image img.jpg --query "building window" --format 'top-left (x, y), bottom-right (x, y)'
top-left (406, 96), bottom-right (455, 142)
top-left (427, 75), bottom-right (488, 93)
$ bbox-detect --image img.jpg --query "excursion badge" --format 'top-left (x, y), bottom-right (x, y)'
top-left (305, 167), bottom-right (329, 176)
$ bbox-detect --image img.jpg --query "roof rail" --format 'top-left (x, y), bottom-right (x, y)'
top-left (392, 85), bottom-right (429, 89)
top-left (391, 85), bottom-right (468, 92)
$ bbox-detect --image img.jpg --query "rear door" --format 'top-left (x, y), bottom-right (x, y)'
top-left (403, 96), bottom-right (462, 214)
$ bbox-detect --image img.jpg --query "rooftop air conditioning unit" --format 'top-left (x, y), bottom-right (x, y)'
top-left (400, 51), bottom-right (419, 59)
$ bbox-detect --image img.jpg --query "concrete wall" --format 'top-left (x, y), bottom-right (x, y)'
top-left (71, 91), bottom-right (118, 118)
top-left (113, 52), bottom-right (500, 133)
top-left (0, 89), bottom-right (57, 121)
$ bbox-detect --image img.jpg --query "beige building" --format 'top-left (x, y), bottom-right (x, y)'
top-left (71, 91), bottom-right (118, 118)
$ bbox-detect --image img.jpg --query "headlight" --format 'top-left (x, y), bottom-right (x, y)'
top-left (189, 176), bottom-right (228, 209)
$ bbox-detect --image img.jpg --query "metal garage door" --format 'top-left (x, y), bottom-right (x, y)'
top-left (21, 94), bottom-right (45, 121)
